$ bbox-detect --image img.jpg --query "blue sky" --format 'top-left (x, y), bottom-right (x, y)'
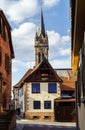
top-left (0, 0), bottom-right (71, 86)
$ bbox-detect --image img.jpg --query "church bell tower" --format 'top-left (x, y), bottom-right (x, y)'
top-left (35, 7), bottom-right (49, 66)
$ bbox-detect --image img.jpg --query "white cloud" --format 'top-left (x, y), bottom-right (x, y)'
top-left (43, 0), bottom-right (60, 8)
top-left (47, 31), bottom-right (61, 46)
top-left (12, 22), bottom-right (36, 61)
top-left (50, 57), bottom-right (71, 69)
top-left (12, 59), bottom-right (26, 73)
top-left (12, 59), bottom-right (34, 73)
top-left (0, 0), bottom-right (38, 23)
top-left (59, 48), bottom-right (70, 56)
top-left (47, 31), bottom-right (71, 60)
top-left (0, 0), bottom-right (61, 23)
top-left (12, 59), bottom-right (35, 85)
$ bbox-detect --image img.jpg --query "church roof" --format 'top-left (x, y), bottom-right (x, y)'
top-left (37, 7), bottom-right (45, 37)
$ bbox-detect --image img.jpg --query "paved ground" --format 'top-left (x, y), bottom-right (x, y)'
top-left (13, 119), bottom-right (77, 130)
top-left (22, 124), bottom-right (76, 130)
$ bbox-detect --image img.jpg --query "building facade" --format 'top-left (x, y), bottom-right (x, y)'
top-left (0, 10), bottom-right (16, 130)
top-left (71, 0), bottom-right (85, 129)
top-left (13, 67), bottom-right (76, 121)
top-left (0, 10), bottom-right (14, 111)
top-left (13, 59), bottom-right (62, 121)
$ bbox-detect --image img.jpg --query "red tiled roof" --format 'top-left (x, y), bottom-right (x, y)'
top-left (60, 70), bottom-right (77, 91)
top-left (61, 85), bottom-right (75, 91)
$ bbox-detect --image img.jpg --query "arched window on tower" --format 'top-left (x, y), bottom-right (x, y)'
top-left (38, 52), bottom-right (41, 64)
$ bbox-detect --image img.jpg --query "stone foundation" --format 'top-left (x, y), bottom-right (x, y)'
top-left (25, 112), bottom-right (54, 121)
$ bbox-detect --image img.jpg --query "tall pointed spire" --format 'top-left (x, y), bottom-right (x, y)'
top-left (35, 6), bottom-right (48, 66)
top-left (38, 7), bottom-right (45, 37)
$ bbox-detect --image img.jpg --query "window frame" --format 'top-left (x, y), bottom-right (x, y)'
top-left (33, 101), bottom-right (41, 109)
top-left (32, 83), bottom-right (40, 93)
top-left (48, 83), bottom-right (57, 93)
top-left (5, 54), bottom-right (11, 74)
top-left (44, 101), bottom-right (51, 109)
top-left (20, 87), bottom-right (23, 97)
top-left (1, 19), bottom-right (6, 41)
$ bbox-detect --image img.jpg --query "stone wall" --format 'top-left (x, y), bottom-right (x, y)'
top-left (25, 112), bottom-right (54, 121)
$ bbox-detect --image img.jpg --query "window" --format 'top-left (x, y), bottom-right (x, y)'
top-left (42, 53), bottom-right (44, 60)
top-left (20, 87), bottom-right (23, 97)
top-left (0, 18), bottom-right (6, 41)
top-left (32, 83), bottom-right (40, 93)
top-left (0, 47), bottom-right (2, 66)
top-left (5, 54), bottom-right (11, 74)
top-left (2, 21), bottom-right (6, 40)
top-left (48, 83), bottom-right (57, 93)
top-left (20, 101), bottom-right (23, 110)
top-left (44, 101), bottom-right (51, 109)
top-left (38, 52), bottom-right (41, 64)
top-left (33, 101), bottom-right (40, 109)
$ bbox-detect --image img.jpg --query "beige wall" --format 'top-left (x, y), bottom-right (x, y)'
top-left (78, 104), bottom-right (85, 130)
top-left (26, 82), bottom-right (61, 112)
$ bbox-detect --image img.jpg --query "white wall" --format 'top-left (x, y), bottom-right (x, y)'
top-left (26, 82), bottom-right (61, 112)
